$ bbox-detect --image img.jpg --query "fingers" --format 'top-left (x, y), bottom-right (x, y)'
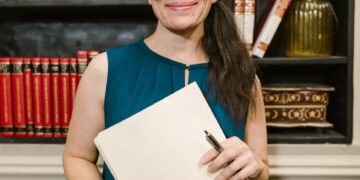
top-left (200, 148), bottom-right (219, 165)
top-left (200, 136), bottom-right (245, 165)
top-left (228, 164), bottom-right (257, 180)
top-left (199, 136), bottom-right (264, 180)
top-left (214, 153), bottom-right (249, 180)
top-left (207, 148), bottom-right (241, 173)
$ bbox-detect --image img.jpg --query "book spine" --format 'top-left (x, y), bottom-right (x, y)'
top-left (41, 58), bottom-right (53, 138)
top-left (11, 58), bottom-right (27, 137)
top-left (31, 57), bottom-right (44, 137)
top-left (252, 0), bottom-right (292, 58)
top-left (60, 58), bottom-right (70, 138)
top-left (50, 58), bottom-right (62, 138)
top-left (243, 0), bottom-right (256, 51)
top-left (234, 0), bottom-right (245, 40)
top-left (76, 51), bottom-right (88, 85)
top-left (0, 57), bottom-right (14, 137)
top-left (253, 0), bottom-right (276, 41)
top-left (23, 58), bottom-right (34, 137)
top-left (69, 57), bottom-right (77, 114)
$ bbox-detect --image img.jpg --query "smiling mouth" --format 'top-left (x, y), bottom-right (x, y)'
top-left (165, 2), bottom-right (199, 11)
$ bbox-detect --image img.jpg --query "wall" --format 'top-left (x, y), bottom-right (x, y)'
top-left (353, 0), bottom-right (360, 145)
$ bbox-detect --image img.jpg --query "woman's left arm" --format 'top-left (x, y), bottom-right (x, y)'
top-left (200, 76), bottom-right (269, 180)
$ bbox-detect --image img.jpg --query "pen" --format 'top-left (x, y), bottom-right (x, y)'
top-left (204, 130), bottom-right (250, 180)
top-left (204, 130), bottom-right (224, 153)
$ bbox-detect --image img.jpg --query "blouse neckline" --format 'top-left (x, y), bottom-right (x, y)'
top-left (138, 40), bottom-right (209, 70)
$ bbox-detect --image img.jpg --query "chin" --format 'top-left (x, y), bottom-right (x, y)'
top-left (167, 18), bottom-right (198, 31)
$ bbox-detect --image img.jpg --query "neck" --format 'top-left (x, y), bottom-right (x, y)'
top-left (144, 21), bottom-right (208, 65)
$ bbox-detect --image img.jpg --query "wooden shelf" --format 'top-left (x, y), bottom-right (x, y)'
top-left (0, 0), bottom-right (148, 7)
top-left (254, 56), bottom-right (348, 65)
top-left (267, 128), bottom-right (347, 144)
top-left (0, 137), bottom-right (66, 144)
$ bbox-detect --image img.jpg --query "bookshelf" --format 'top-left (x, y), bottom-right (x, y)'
top-left (0, 0), bottom-right (354, 144)
top-left (257, 0), bottom-right (354, 144)
top-left (0, 137), bottom-right (65, 144)
top-left (254, 56), bottom-right (348, 65)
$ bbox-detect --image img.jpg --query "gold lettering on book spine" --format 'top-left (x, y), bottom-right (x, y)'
top-left (25, 74), bottom-right (31, 119)
top-left (34, 78), bottom-right (40, 124)
top-left (16, 78), bottom-right (21, 122)
top-left (32, 63), bottom-right (41, 74)
top-left (12, 64), bottom-right (21, 74)
top-left (0, 64), bottom-right (10, 73)
top-left (63, 78), bottom-right (68, 122)
top-left (71, 78), bottom-right (76, 103)
top-left (70, 63), bottom-right (77, 74)
top-left (2, 79), bottom-right (8, 122)
top-left (60, 64), bottom-right (68, 74)
top-left (42, 63), bottom-right (49, 74)
top-left (78, 62), bottom-right (86, 74)
top-left (54, 78), bottom-right (59, 122)
top-left (44, 78), bottom-right (50, 123)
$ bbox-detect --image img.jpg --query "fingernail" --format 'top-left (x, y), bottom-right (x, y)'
top-left (199, 157), bottom-right (206, 165)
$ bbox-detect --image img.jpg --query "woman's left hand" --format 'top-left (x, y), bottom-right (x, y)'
top-left (199, 136), bottom-right (264, 180)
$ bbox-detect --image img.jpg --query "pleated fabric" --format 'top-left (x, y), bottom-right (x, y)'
top-left (102, 40), bottom-right (247, 180)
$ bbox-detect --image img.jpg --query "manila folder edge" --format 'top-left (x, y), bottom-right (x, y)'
top-left (94, 82), bottom-right (226, 180)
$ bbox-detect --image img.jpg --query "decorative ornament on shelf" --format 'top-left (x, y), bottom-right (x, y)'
top-left (283, 0), bottom-right (338, 57)
top-left (262, 84), bottom-right (335, 128)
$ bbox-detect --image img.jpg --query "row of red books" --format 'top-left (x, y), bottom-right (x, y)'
top-left (0, 50), bottom-right (101, 138)
top-left (234, 0), bottom-right (292, 58)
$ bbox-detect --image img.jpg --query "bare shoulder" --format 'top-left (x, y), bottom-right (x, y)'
top-left (83, 52), bottom-right (108, 79)
top-left (76, 52), bottom-right (108, 106)
top-left (251, 75), bottom-right (263, 99)
top-left (254, 75), bottom-right (262, 88)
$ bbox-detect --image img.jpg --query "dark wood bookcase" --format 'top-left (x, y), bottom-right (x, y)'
top-left (0, 0), bottom-right (354, 144)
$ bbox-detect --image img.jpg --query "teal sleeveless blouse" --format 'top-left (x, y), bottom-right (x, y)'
top-left (103, 40), bottom-right (247, 180)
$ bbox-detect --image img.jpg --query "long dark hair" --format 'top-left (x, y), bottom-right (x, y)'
top-left (201, 0), bottom-right (256, 123)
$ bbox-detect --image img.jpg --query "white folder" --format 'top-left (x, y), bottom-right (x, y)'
top-left (94, 82), bottom-right (226, 180)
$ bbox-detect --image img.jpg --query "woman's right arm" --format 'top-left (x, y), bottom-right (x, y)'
top-left (63, 53), bottom-right (108, 179)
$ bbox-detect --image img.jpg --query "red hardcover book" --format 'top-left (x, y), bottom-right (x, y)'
top-left (69, 57), bottom-right (77, 114)
top-left (0, 57), bottom-right (14, 137)
top-left (23, 58), bottom-right (34, 137)
top-left (41, 58), bottom-right (53, 138)
top-left (10, 58), bottom-right (27, 137)
top-left (60, 58), bottom-right (71, 138)
top-left (31, 57), bottom-right (44, 137)
top-left (50, 58), bottom-right (61, 138)
top-left (76, 51), bottom-right (88, 86)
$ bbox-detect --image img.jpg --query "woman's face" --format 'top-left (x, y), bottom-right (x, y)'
top-left (149, 0), bottom-right (217, 31)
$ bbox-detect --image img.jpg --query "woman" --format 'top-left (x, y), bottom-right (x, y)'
top-left (63, 0), bottom-right (269, 179)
